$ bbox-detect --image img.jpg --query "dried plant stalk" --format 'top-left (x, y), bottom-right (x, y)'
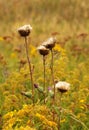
top-left (51, 49), bottom-right (56, 121)
top-left (43, 56), bottom-right (46, 104)
top-left (24, 37), bottom-right (34, 104)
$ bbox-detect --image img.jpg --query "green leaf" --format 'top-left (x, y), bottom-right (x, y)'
top-left (21, 91), bottom-right (32, 98)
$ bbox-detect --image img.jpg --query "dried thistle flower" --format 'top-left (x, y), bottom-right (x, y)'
top-left (42, 37), bottom-right (56, 50)
top-left (37, 45), bottom-right (49, 56)
top-left (19, 58), bottom-right (27, 65)
top-left (14, 47), bottom-right (21, 53)
top-left (18, 24), bottom-right (34, 104)
top-left (18, 24), bottom-right (32, 37)
top-left (55, 81), bottom-right (70, 93)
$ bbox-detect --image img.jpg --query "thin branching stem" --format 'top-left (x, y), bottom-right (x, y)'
top-left (51, 49), bottom-right (56, 121)
top-left (70, 116), bottom-right (89, 130)
top-left (43, 55), bottom-right (46, 104)
top-left (62, 108), bottom-right (89, 130)
top-left (24, 36), bottom-right (34, 104)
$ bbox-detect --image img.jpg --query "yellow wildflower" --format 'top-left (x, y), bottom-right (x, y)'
top-left (54, 44), bottom-right (62, 52)
top-left (36, 113), bottom-right (57, 127)
top-left (27, 120), bottom-right (31, 125)
top-left (60, 118), bottom-right (66, 123)
top-left (4, 117), bottom-right (16, 129)
top-left (18, 126), bottom-right (36, 130)
top-left (0, 37), bottom-right (4, 41)
top-left (80, 106), bottom-right (85, 110)
top-left (10, 52), bottom-right (17, 58)
top-left (17, 104), bottom-right (33, 117)
top-left (80, 99), bottom-right (85, 103)
top-left (35, 113), bottom-right (45, 120)
top-left (3, 110), bottom-right (16, 120)
top-left (29, 45), bottom-right (36, 56)
top-left (17, 109), bottom-right (26, 117)
top-left (47, 121), bottom-right (57, 127)
top-left (77, 113), bottom-right (86, 119)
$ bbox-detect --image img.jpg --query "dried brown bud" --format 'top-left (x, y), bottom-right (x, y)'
top-left (37, 45), bottom-right (49, 56)
top-left (19, 59), bottom-right (27, 65)
top-left (0, 54), bottom-right (4, 60)
top-left (18, 25), bottom-right (32, 37)
top-left (42, 37), bottom-right (56, 50)
top-left (14, 47), bottom-right (21, 53)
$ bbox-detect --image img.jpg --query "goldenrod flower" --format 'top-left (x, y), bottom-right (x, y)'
top-left (35, 113), bottom-right (57, 127)
top-left (3, 111), bottom-right (16, 120)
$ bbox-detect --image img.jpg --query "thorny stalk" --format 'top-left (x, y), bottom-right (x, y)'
top-left (51, 49), bottom-right (56, 121)
top-left (24, 37), bottom-right (34, 104)
top-left (58, 93), bottom-right (62, 130)
top-left (43, 56), bottom-right (46, 104)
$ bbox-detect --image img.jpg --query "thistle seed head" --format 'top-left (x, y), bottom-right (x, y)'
top-left (55, 81), bottom-right (70, 93)
top-left (18, 24), bottom-right (32, 37)
top-left (37, 45), bottom-right (49, 56)
top-left (42, 37), bottom-right (56, 50)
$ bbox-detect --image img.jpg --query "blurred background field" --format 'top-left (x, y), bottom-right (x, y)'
top-left (0, 0), bottom-right (89, 74)
top-left (0, 0), bottom-right (89, 36)
top-left (0, 0), bottom-right (89, 130)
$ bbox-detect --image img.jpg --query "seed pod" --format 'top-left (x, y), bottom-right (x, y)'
top-left (42, 37), bottom-right (56, 50)
top-left (38, 86), bottom-right (44, 93)
top-left (37, 45), bottom-right (49, 56)
top-left (18, 24), bottom-right (32, 37)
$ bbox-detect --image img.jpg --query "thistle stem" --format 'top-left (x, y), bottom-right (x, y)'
top-left (24, 37), bottom-right (34, 104)
top-left (58, 93), bottom-right (62, 130)
top-left (51, 49), bottom-right (56, 121)
top-left (43, 56), bottom-right (46, 104)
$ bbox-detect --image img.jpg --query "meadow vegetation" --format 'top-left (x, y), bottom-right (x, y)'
top-left (0, 0), bottom-right (89, 130)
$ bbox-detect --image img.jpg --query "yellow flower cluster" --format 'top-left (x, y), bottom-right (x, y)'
top-left (36, 113), bottom-right (57, 128)
top-left (54, 44), bottom-right (65, 53)
top-left (3, 110), bottom-right (16, 120)
top-left (2, 104), bottom-right (53, 130)
top-left (17, 104), bottom-right (33, 118)
top-left (15, 126), bottom-right (36, 130)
